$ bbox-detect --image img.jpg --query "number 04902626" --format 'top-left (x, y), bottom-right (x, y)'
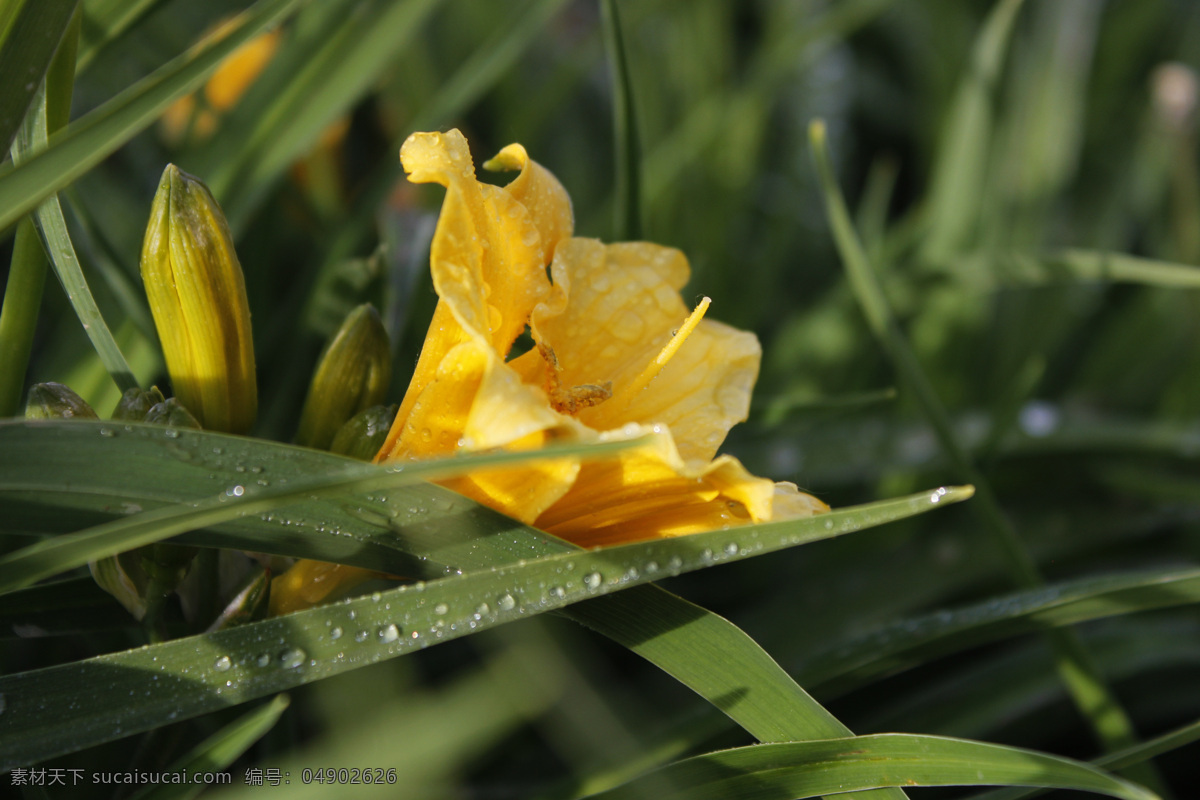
top-left (301, 768), bottom-right (398, 785)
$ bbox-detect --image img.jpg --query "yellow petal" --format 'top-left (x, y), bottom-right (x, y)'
top-left (483, 143), bottom-right (574, 265)
top-left (377, 130), bottom-right (561, 461)
top-left (269, 561), bottom-right (376, 616)
top-left (204, 27), bottom-right (282, 111)
top-left (520, 238), bottom-right (759, 461)
top-left (399, 129), bottom-right (549, 353)
top-left (387, 336), bottom-right (580, 521)
top-left (534, 427), bottom-right (825, 548)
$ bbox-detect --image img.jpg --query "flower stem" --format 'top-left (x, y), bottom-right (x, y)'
top-left (601, 0), bottom-right (642, 241)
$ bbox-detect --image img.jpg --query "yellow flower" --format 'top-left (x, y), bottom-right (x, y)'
top-left (270, 129), bottom-right (825, 613)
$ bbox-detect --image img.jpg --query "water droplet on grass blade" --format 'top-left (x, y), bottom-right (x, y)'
top-left (278, 648), bottom-right (306, 669)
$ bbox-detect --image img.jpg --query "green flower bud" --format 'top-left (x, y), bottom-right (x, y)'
top-left (112, 386), bottom-right (166, 421)
top-left (144, 397), bottom-right (202, 429)
top-left (296, 304), bottom-right (392, 450)
top-left (329, 404), bottom-right (399, 460)
top-left (90, 551), bottom-right (150, 620)
top-left (25, 382), bottom-right (99, 419)
top-left (141, 164), bottom-right (257, 434)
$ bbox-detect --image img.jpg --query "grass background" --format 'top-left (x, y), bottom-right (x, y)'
top-left (2, 0), bottom-right (1199, 796)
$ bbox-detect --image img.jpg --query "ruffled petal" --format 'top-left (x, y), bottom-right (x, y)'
top-left (378, 130), bottom-right (565, 461)
top-left (483, 143), bottom-right (574, 265)
top-left (523, 238), bottom-right (760, 461)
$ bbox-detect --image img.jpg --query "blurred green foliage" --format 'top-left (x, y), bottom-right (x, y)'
top-left (3, 0), bottom-right (1200, 796)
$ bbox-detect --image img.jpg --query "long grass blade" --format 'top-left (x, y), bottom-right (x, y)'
top-left (588, 734), bottom-right (1156, 800)
top-left (0, 0), bottom-right (78, 154)
top-left (601, 0), bottom-right (641, 241)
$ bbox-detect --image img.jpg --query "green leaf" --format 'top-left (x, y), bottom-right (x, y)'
top-left (586, 734), bottom-right (1157, 800)
top-left (972, 717), bottom-right (1200, 800)
top-left (0, 476), bottom-right (968, 767)
top-left (0, 0), bottom-right (306, 235)
top-left (200, 0), bottom-right (443, 229)
top-left (129, 696), bottom-right (289, 800)
top-left (920, 0), bottom-right (1027, 261)
top-left (77, 0), bottom-right (170, 72)
top-left (0, 0), bottom-right (78, 155)
top-left (0, 421), bottom-right (647, 593)
top-left (805, 568), bottom-right (1200, 693)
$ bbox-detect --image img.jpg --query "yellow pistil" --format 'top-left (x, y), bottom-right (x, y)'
top-left (605, 296), bottom-right (711, 411)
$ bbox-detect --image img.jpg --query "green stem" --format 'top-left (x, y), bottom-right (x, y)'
top-left (809, 120), bottom-right (1165, 792)
top-left (601, 0), bottom-right (642, 241)
top-left (0, 218), bottom-right (49, 416)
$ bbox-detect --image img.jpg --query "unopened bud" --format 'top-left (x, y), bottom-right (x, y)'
top-left (329, 404), bottom-right (399, 460)
top-left (90, 552), bottom-right (150, 620)
top-left (25, 382), bottom-right (98, 419)
top-left (144, 398), bottom-right (202, 429)
top-left (112, 386), bottom-right (166, 421)
top-left (141, 164), bottom-right (257, 434)
top-left (296, 304), bottom-right (392, 450)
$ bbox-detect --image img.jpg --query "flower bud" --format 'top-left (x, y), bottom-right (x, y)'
top-left (112, 386), bottom-right (166, 421)
top-left (141, 164), bottom-right (257, 434)
top-left (25, 382), bottom-right (98, 419)
top-left (295, 304), bottom-right (392, 450)
top-left (144, 397), bottom-right (202, 429)
top-left (89, 552), bottom-right (149, 620)
top-left (329, 404), bottom-right (399, 460)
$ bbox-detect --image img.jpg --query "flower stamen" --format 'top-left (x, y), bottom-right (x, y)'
top-left (608, 296), bottom-right (711, 409)
top-left (540, 343), bottom-right (613, 414)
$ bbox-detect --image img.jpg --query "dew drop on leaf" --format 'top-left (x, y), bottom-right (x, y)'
top-left (278, 648), bottom-right (306, 669)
